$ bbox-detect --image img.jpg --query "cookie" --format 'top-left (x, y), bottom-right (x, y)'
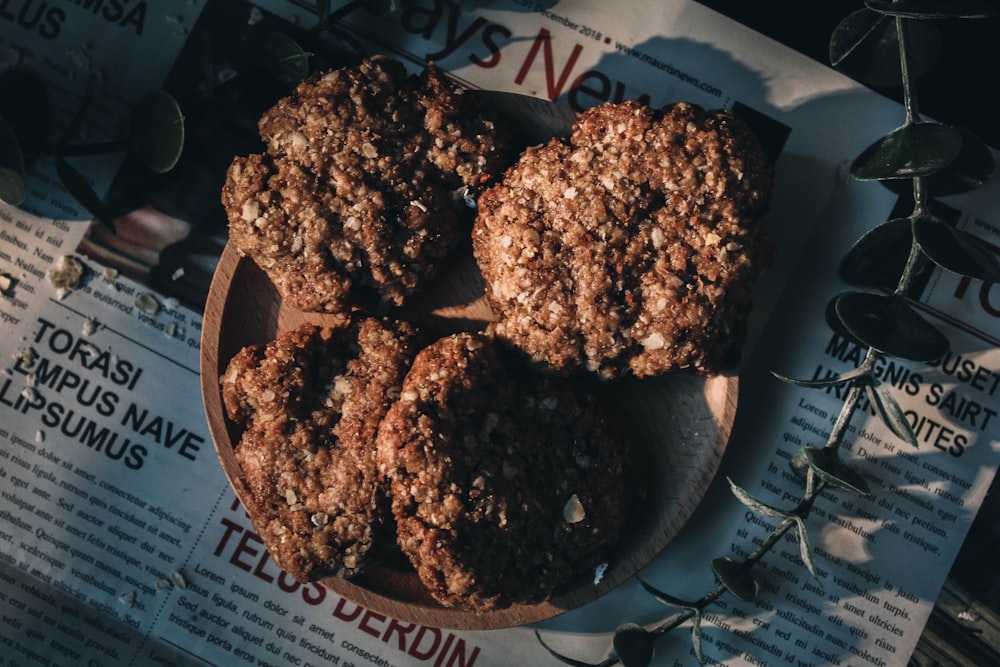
top-left (221, 318), bottom-right (422, 581)
top-left (221, 56), bottom-right (508, 317)
top-left (376, 332), bottom-right (627, 611)
top-left (473, 100), bottom-right (774, 378)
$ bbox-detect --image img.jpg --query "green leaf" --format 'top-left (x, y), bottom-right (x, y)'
top-left (797, 447), bottom-right (873, 496)
top-left (637, 578), bottom-right (695, 609)
top-left (633, 585), bottom-right (706, 666)
top-left (728, 478), bottom-right (792, 521)
top-left (865, 0), bottom-right (1000, 18)
top-left (829, 10), bottom-right (940, 86)
top-left (712, 556), bottom-right (758, 602)
top-left (834, 292), bottom-right (950, 362)
top-left (614, 624), bottom-right (655, 667)
top-left (829, 10), bottom-right (890, 81)
top-left (129, 91), bottom-right (185, 174)
top-left (55, 156), bottom-right (115, 231)
top-left (534, 630), bottom-right (610, 667)
top-left (737, 462), bottom-right (819, 577)
top-left (913, 214), bottom-right (1000, 283)
top-left (851, 122), bottom-right (962, 181)
top-left (632, 585), bottom-right (706, 666)
top-left (792, 517), bottom-right (820, 579)
top-left (0, 115), bottom-right (26, 205)
top-left (825, 296), bottom-right (865, 346)
top-left (838, 217), bottom-right (914, 289)
top-left (261, 32), bottom-right (311, 88)
top-left (883, 126), bottom-right (994, 197)
top-left (865, 383), bottom-right (920, 447)
top-left (771, 366), bottom-right (869, 389)
top-left (790, 447), bottom-right (811, 481)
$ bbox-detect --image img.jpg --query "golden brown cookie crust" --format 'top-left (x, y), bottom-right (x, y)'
top-left (221, 319), bottom-right (422, 581)
top-left (473, 100), bottom-right (774, 379)
top-left (222, 56), bottom-right (508, 316)
top-left (376, 332), bottom-right (627, 611)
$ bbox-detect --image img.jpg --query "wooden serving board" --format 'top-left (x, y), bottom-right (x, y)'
top-left (200, 87), bottom-right (737, 629)
top-left (200, 241), bottom-right (738, 630)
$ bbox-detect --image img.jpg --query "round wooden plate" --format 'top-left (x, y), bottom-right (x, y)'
top-left (200, 88), bottom-right (736, 629)
top-left (200, 241), bottom-right (737, 630)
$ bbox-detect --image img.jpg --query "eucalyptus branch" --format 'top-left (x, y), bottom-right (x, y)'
top-left (540, 4), bottom-right (1000, 667)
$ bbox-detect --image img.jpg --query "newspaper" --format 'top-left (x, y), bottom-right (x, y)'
top-left (1, 1), bottom-right (998, 666)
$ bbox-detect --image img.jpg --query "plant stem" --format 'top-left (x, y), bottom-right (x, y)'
top-left (824, 4), bottom-right (926, 480)
top-left (826, 382), bottom-right (866, 450)
top-left (894, 9), bottom-right (929, 298)
top-left (896, 15), bottom-right (919, 125)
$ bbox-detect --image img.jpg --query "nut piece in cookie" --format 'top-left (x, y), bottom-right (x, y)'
top-left (473, 100), bottom-right (774, 379)
top-left (221, 56), bottom-right (509, 317)
top-left (221, 319), bottom-right (422, 581)
top-left (376, 332), bottom-right (627, 612)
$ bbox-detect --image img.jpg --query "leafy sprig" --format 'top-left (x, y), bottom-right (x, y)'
top-left (540, 2), bottom-right (1000, 665)
top-left (0, 68), bottom-right (184, 229)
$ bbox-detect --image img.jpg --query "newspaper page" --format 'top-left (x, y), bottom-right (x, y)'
top-left (1, 1), bottom-right (998, 666)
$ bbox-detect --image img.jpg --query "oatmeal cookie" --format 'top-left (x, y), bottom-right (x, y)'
top-left (376, 332), bottom-right (627, 611)
top-left (473, 100), bottom-right (774, 379)
top-left (222, 56), bottom-right (508, 317)
top-left (221, 318), bottom-right (422, 581)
